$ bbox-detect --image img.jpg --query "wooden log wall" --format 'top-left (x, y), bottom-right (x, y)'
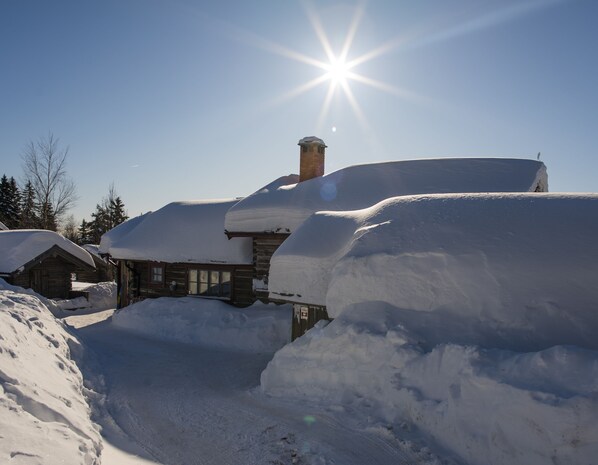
top-left (253, 234), bottom-right (289, 301)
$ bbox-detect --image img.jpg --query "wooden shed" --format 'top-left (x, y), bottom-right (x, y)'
top-left (0, 230), bottom-right (96, 299)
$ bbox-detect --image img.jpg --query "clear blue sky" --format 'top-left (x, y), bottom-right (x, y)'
top-left (1, 0), bottom-right (597, 223)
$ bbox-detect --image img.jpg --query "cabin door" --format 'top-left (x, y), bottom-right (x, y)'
top-left (29, 269), bottom-right (48, 296)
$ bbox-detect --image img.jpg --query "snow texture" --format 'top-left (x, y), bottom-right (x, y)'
top-left (0, 287), bottom-right (102, 465)
top-left (100, 199), bottom-right (252, 264)
top-left (269, 193), bottom-right (598, 351)
top-left (112, 297), bottom-right (291, 352)
top-left (261, 311), bottom-right (598, 465)
top-left (262, 192), bottom-right (598, 465)
top-left (0, 229), bottom-right (95, 273)
top-left (225, 158), bottom-right (547, 234)
top-left (0, 221), bottom-right (7, 230)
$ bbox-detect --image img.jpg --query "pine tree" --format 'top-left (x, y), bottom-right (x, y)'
top-left (6, 177), bottom-right (21, 228)
top-left (87, 184), bottom-right (129, 243)
top-left (0, 175), bottom-right (10, 227)
top-left (0, 175), bottom-right (22, 229)
top-left (19, 181), bottom-right (39, 229)
top-left (78, 219), bottom-right (93, 245)
top-left (110, 196), bottom-right (128, 227)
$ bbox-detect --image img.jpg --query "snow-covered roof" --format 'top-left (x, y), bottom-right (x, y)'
top-left (225, 158), bottom-right (547, 234)
top-left (101, 199), bottom-right (252, 264)
top-left (268, 193), bottom-right (598, 350)
top-left (0, 230), bottom-right (96, 273)
top-left (0, 221), bottom-right (8, 230)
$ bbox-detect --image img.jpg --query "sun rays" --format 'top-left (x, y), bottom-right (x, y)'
top-left (242, 0), bottom-right (567, 135)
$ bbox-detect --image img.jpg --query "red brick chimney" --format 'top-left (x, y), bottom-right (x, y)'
top-left (298, 136), bottom-right (326, 182)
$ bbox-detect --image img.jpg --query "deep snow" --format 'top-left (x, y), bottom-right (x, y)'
top-left (263, 193), bottom-right (598, 465)
top-left (225, 158), bottom-right (547, 234)
top-left (100, 199), bottom-right (252, 264)
top-left (0, 285), bottom-right (102, 465)
top-left (0, 229), bottom-right (95, 273)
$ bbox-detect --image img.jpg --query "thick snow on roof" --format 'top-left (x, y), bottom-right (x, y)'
top-left (98, 211), bottom-right (151, 255)
top-left (225, 158), bottom-right (547, 234)
top-left (269, 193), bottom-right (598, 351)
top-left (103, 199), bottom-right (252, 264)
top-left (0, 230), bottom-right (95, 273)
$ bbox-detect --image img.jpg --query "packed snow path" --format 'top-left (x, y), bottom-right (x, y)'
top-left (74, 317), bottom-right (425, 465)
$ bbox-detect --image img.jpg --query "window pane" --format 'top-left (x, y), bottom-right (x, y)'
top-left (188, 281), bottom-right (198, 294)
top-left (189, 269), bottom-right (197, 282)
top-left (199, 281), bottom-right (208, 295)
top-left (199, 270), bottom-right (208, 283)
top-left (221, 272), bottom-right (231, 297)
top-left (208, 271), bottom-right (220, 296)
top-left (151, 266), bottom-right (163, 283)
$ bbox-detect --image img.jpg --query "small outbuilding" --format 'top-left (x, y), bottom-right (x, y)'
top-left (100, 199), bottom-right (253, 308)
top-left (0, 230), bottom-right (96, 299)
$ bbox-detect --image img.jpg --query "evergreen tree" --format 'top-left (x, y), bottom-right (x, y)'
top-left (78, 219), bottom-right (93, 245)
top-left (19, 181), bottom-right (39, 229)
top-left (0, 175), bottom-right (22, 229)
top-left (87, 184), bottom-right (128, 243)
top-left (0, 175), bottom-right (10, 227)
top-left (110, 196), bottom-right (128, 227)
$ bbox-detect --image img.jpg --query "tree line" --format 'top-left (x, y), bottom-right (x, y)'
top-left (0, 133), bottom-right (128, 244)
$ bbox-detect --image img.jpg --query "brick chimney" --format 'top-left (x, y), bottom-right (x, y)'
top-left (298, 136), bottom-right (326, 182)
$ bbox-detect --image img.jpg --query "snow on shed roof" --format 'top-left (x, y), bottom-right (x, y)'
top-left (101, 199), bottom-right (252, 264)
top-left (0, 229), bottom-right (95, 273)
top-left (225, 158), bottom-right (547, 234)
top-left (268, 193), bottom-right (598, 350)
top-left (0, 221), bottom-right (8, 230)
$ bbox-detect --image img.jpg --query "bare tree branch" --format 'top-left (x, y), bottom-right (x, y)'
top-left (21, 132), bottom-right (78, 230)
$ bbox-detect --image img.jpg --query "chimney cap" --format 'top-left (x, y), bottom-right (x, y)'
top-left (298, 136), bottom-right (326, 147)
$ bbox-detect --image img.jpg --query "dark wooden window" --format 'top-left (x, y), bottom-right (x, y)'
top-left (150, 263), bottom-right (165, 285)
top-left (188, 269), bottom-right (231, 299)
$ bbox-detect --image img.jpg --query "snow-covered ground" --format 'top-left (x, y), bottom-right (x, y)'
top-left (0, 283), bottom-right (102, 465)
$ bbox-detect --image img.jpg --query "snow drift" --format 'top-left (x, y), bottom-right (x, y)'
top-left (269, 193), bottom-right (598, 351)
top-left (112, 297), bottom-right (291, 352)
top-left (225, 158), bottom-right (547, 234)
top-left (0, 286), bottom-right (102, 465)
top-left (261, 309), bottom-right (598, 465)
top-left (263, 193), bottom-right (598, 465)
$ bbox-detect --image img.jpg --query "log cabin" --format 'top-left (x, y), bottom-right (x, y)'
top-left (224, 137), bottom-right (549, 308)
top-left (0, 230), bottom-right (96, 299)
top-left (99, 199), bottom-right (253, 309)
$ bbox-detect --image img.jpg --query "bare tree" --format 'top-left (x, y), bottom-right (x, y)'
top-left (21, 133), bottom-right (77, 229)
top-left (61, 214), bottom-right (79, 243)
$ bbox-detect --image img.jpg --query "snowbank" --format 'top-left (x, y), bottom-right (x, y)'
top-left (261, 308), bottom-right (598, 465)
top-left (0, 229), bottom-right (95, 272)
top-left (112, 297), bottom-right (291, 352)
top-left (270, 193), bottom-right (598, 352)
top-left (263, 193), bottom-right (598, 465)
top-left (101, 199), bottom-right (252, 264)
top-left (225, 158), bottom-right (547, 234)
top-left (0, 288), bottom-right (102, 465)
top-left (70, 281), bottom-right (117, 311)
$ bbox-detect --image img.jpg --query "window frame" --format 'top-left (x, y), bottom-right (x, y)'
top-left (149, 262), bottom-right (165, 287)
top-left (187, 267), bottom-right (233, 300)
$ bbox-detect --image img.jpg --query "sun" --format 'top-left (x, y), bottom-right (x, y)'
top-left (324, 57), bottom-right (351, 87)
